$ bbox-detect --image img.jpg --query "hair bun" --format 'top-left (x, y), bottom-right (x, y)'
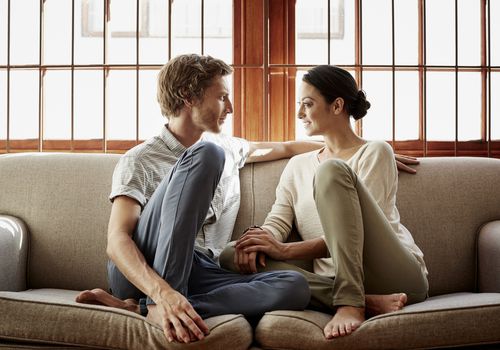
top-left (350, 90), bottom-right (371, 120)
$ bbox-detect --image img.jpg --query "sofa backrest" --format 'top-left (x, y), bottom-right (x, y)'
top-left (0, 153), bottom-right (119, 291)
top-left (1, 153), bottom-right (499, 297)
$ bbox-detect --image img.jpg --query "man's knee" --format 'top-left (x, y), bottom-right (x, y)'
top-left (274, 271), bottom-right (311, 310)
top-left (190, 141), bottom-right (225, 173)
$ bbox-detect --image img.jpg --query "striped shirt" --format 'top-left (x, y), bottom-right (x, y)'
top-left (110, 124), bottom-right (250, 260)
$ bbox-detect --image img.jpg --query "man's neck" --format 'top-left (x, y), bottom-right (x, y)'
top-left (167, 118), bottom-right (203, 148)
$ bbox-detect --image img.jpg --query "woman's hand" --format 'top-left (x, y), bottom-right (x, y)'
top-left (395, 153), bottom-right (419, 174)
top-left (236, 227), bottom-right (287, 262)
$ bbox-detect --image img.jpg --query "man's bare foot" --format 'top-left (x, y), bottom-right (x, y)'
top-left (365, 293), bottom-right (407, 317)
top-left (324, 306), bottom-right (365, 339)
top-left (75, 288), bottom-right (139, 313)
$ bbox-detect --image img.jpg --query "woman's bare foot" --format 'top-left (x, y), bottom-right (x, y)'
top-left (75, 288), bottom-right (139, 313)
top-left (365, 293), bottom-right (407, 317)
top-left (324, 306), bottom-right (365, 339)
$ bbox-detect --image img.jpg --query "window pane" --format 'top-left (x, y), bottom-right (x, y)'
top-left (491, 0), bottom-right (500, 66)
top-left (139, 69), bottom-right (163, 140)
top-left (140, 0), bottom-right (168, 64)
top-left (107, 0), bottom-right (136, 64)
top-left (44, 70), bottom-right (71, 140)
top-left (171, 0), bottom-right (201, 57)
top-left (362, 0), bottom-right (392, 65)
top-left (10, 0), bottom-right (40, 64)
top-left (204, 0), bottom-right (232, 64)
top-left (107, 70), bottom-right (136, 140)
top-left (427, 72), bottom-right (455, 141)
top-left (395, 71), bottom-right (419, 140)
top-left (330, 0), bottom-right (354, 65)
top-left (296, 0), bottom-right (328, 65)
top-left (362, 71), bottom-right (392, 140)
top-left (10, 70), bottom-right (39, 139)
top-left (426, 0), bottom-right (455, 66)
top-left (44, 0), bottom-right (72, 65)
top-left (458, 0), bottom-right (480, 66)
top-left (74, 69), bottom-right (103, 139)
top-left (458, 72), bottom-right (481, 141)
top-left (394, 0), bottom-right (418, 65)
top-left (0, 70), bottom-right (6, 141)
top-left (75, 0), bottom-right (103, 64)
top-left (0, 0), bottom-right (7, 65)
top-left (492, 72), bottom-right (500, 140)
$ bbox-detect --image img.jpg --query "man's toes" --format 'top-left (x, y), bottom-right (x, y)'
top-left (345, 322), bottom-right (352, 334)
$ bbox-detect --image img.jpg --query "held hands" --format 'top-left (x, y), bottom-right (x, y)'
top-left (234, 227), bottom-right (286, 273)
top-left (395, 153), bottom-right (419, 174)
top-left (153, 288), bottom-right (209, 344)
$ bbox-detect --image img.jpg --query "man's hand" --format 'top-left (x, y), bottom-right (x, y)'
top-left (236, 227), bottom-right (287, 262)
top-left (395, 153), bottom-right (419, 174)
top-left (152, 288), bottom-right (209, 343)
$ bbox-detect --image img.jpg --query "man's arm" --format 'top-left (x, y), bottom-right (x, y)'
top-left (246, 141), bottom-right (323, 163)
top-left (106, 196), bottom-right (208, 343)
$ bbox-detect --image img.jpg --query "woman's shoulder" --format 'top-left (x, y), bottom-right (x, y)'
top-left (362, 140), bottom-right (394, 158)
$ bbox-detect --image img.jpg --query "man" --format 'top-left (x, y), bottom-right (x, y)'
top-left (76, 54), bottom-right (418, 343)
top-left (76, 54), bottom-right (319, 344)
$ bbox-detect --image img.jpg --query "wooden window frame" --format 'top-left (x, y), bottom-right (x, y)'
top-left (233, 0), bottom-right (500, 158)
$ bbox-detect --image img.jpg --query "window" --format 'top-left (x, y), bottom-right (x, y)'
top-left (0, 0), bottom-right (232, 153)
top-left (1, 0), bottom-right (499, 158)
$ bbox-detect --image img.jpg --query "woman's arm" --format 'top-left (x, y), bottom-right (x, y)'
top-left (236, 228), bottom-right (329, 261)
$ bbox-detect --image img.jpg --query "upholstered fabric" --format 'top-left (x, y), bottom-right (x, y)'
top-left (1, 153), bottom-right (500, 349)
top-left (0, 153), bottom-right (119, 291)
top-left (478, 221), bottom-right (500, 293)
top-left (0, 289), bottom-right (252, 350)
top-left (256, 293), bottom-right (500, 350)
top-left (0, 215), bottom-right (28, 291)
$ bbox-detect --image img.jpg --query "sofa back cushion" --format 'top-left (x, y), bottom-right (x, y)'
top-left (1, 153), bottom-right (500, 297)
top-left (0, 153), bottom-right (119, 291)
top-left (234, 157), bottom-right (500, 296)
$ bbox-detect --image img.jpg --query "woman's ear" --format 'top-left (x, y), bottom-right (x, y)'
top-left (332, 97), bottom-right (344, 115)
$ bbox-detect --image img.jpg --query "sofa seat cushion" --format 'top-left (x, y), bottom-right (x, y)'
top-left (0, 289), bottom-right (252, 350)
top-left (256, 292), bottom-right (500, 350)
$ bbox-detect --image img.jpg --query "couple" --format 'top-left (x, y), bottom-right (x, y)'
top-left (76, 54), bottom-right (428, 343)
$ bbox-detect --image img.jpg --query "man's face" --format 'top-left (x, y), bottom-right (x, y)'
top-left (191, 75), bottom-right (233, 134)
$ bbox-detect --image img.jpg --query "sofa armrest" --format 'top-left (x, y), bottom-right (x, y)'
top-left (0, 215), bottom-right (29, 291)
top-left (477, 220), bottom-right (500, 292)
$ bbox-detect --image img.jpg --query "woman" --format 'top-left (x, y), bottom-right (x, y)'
top-left (221, 65), bottom-right (428, 339)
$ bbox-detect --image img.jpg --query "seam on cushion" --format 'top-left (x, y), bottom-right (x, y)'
top-left (474, 221), bottom-right (489, 293)
top-left (261, 312), bottom-right (326, 333)
top-left (0, 335), bottom-right (121, 350)
top-left (266, 303), bottom-right (500, 333)
top-left (0, 295), bottom-right (145, 321)
top-left (365, 302), bottom-right (500, 323)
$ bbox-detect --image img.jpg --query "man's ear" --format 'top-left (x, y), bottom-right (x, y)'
top-left (331, 97), bottom-right (344, 115)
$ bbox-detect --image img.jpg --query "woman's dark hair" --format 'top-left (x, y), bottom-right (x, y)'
top-left (302, 65), bottom-right (371, 120)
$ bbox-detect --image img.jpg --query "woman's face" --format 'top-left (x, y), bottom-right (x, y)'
top-left (297, 82), bottom-right (334, 137)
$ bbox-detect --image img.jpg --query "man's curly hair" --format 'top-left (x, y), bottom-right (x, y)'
top-left (157, 54), bottom-right (233, 118)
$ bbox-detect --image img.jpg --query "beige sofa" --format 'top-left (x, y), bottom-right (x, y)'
top-left (1, 152), bottom-right (500, 350)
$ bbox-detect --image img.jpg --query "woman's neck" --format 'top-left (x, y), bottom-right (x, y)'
top-left (320, 124), bottom-right (366, 162)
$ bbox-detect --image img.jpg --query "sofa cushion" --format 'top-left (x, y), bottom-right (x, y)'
top-left (0, 289), bottom-right (252, 350)
top-left (255, 292), bottom-right (500, 350)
